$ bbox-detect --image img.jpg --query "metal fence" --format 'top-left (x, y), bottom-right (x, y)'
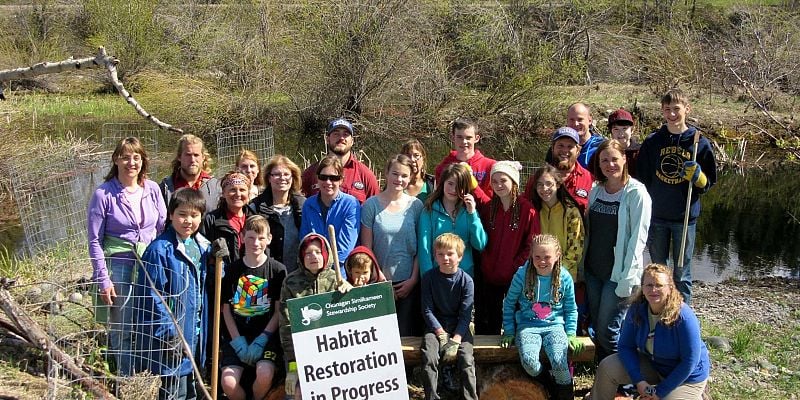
top-left (214, 125), bottom-right (274, 176)
top-left (7, 140), bottom-right (103, 258)
top-left (44, 257), bottom-right (189, 400)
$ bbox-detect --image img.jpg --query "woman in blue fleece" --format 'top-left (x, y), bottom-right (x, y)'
top-left (589, 263), bottom-right (710, 399)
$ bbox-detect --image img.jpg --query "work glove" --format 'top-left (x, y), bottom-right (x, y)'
top-left (459, 162), bottom-right (479, 191)
top-left (441, 339), bottom-right (460, 363)
top-left (285, 362), bottom-right (298, 396)
top-left (568, 335), bottom-right (585, 355)
top-left (436, 332), bottom-right (450, 350)
top-left (681, 161), bottom-right (707, 188)
top-left (337, 280), bottom-right (353, 294)
top-left (230, 336), bottom-right (249, 363)
top-left (499, 335), bottom-right (515, 348)
top-left (212, 237), bottom-right (229, 259)
top-left (243, 332), bottom-right (270, 365)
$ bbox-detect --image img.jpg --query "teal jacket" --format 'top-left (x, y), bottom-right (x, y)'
top-left (502, 263), bottom-right (577, 335)
top-left (417, 200), bottom-right (487, 276)
top-left (579, 178), bottom-right (652, 297)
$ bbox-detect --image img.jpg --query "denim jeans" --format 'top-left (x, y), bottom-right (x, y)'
top-left (107, 258), bottom-right (136, 376)
top-left (648, 221), bottom-right (696, 304)
top-left (584, 270), bottom-right (629, 361)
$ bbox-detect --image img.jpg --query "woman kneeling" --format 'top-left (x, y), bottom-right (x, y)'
top-left (589, 264), bottom-right (710, 399)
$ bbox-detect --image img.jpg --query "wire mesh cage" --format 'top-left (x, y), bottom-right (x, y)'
top-left (101, 123), bottom-right (162, 180)
top-left (7, 140), bottom-right (102, 258)
top-left (214, 125), bottom-right (275, 177)
top-left (44, 257), bottom-right (190, 400)
top-left (518, 160), bottom-right (543, 189)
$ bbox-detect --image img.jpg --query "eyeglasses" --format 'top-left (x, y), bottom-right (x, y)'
top-left (644, 283), bottom-right (670, 290)
top-left (536, 181), bottom-right (556, 189)
top-left (318, 174), bottom-right (342, 182)
top-left (270, 172), bottom-right (291, 179)
top-left (118, 155), bottom-right (143, 163)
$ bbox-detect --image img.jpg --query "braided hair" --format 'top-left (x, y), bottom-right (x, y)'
top-left (524, 234), bottom-right (563, 305)
top-left (488, 184), bottom-right (521, 231)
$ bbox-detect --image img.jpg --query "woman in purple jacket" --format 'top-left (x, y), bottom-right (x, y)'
top-left (588, 263), bottom-right (710, 399)
top-left (87, 137), bottom-right (167, 376)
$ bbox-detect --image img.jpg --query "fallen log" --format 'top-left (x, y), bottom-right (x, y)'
top-left (0, 285), bottom-right (115, 399)
top-left (0, 47), bottom-right (183, 133)
top-left (401, 335), bottom-right (595, 365)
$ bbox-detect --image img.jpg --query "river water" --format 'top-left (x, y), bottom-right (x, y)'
top-left (1, 131), bottom-right (797, 282)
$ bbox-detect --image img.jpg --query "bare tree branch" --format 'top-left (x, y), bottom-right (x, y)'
top-left (0, 47), bottom-right (183, 133)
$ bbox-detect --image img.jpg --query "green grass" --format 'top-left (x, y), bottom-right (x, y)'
top-left (0, 92), bottom-right (135, 140)
top-left (702, 317), bottom-right (800, 399)
top-left (730, 322), bottom-right (764, 357)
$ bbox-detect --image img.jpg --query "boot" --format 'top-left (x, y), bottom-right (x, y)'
top-left (554, 381), bottom-right (574, 400)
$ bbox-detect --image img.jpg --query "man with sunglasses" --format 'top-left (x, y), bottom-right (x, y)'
top-left (301, 118), bottom-right (379, 204)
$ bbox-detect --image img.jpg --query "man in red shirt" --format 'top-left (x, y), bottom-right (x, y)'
top-left (524, 127), bottom-right (593, 214)
top-left (301, 118), bottom-right (379, 204)
top-left (160, 134), bottom-right (220, 213)
top-left (434, 117), bottom-right (496, 203)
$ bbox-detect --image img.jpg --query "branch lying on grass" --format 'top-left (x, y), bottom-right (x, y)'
top-left (0, 47), bottom-right (183, 134)
top-left (0, 285), bottom-right (115, 399)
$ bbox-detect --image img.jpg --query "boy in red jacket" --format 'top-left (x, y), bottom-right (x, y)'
top-left (434, 117), bottom-right (496, 204)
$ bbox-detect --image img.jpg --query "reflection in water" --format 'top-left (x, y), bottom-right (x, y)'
top-left (694, 168), bottom-right (800, 281)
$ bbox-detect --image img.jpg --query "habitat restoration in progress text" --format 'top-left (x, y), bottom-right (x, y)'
top-left (288, 282), bottom-right (409, 400)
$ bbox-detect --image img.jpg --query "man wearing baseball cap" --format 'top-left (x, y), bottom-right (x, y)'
top-left (301, 117), bottom-right (379, 204)
top-left (524, 127), bottom-right (593, 214)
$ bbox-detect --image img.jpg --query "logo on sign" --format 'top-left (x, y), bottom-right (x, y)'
top-left (301, 303), bottom-right (323, 325)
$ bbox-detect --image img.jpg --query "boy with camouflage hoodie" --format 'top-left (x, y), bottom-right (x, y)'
top-left (279, 233), bottom-right (351, 398)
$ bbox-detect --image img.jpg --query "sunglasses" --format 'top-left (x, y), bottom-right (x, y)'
top-left (317, 174), bottom-right (342, 182)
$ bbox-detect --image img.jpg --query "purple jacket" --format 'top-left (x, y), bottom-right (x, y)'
top-left (87, 178), bottom-right (167, 290)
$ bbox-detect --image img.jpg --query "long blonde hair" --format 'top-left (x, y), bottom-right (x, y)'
top-left (631, 263), bottom-right (683, 326)
top-left (524, 234), bottom-right (563, 304)
top-left (170, 134), bottom-right (212, 176)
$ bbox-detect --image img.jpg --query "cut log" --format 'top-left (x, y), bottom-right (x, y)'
top-left (0, 47), bottom-right (183, 133)
top-left (478, 363), bottom-right (549, 400)
top-left (0, 286), bottom-right (116, 399)
top-left (401, 335), bottom-right (595, 365)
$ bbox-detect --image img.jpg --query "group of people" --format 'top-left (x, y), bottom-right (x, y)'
top-left (87, 88), bottom-right (715, 400)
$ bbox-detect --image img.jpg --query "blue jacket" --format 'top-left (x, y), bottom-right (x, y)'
top-left (502, 262), bottom-right (577, 335)
top-left (619, 302), bottom-right (710, 398)
top-left (637, 125), bottom-right (717, 223)
top-left (417, 200), bottom-right (487, 277)
top-left (299, 192), bottom-right (360, 276)
top-left (136, 226), bottom-right (209, 377)
top-left (579, 178), bottom-right (651, 298)
top-left (578, 133), bottom-right (605, 169)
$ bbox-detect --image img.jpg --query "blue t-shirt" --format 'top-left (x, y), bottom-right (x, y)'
top-left (360, 194), bottom-right (423, 281)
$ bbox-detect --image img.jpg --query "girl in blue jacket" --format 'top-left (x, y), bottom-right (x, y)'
top-left (417, 163), bottom-right (487, 277)
top-left (500, 234), bottom-right (581, 400)
top-left (589, 263), bottom-right (710, 399)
